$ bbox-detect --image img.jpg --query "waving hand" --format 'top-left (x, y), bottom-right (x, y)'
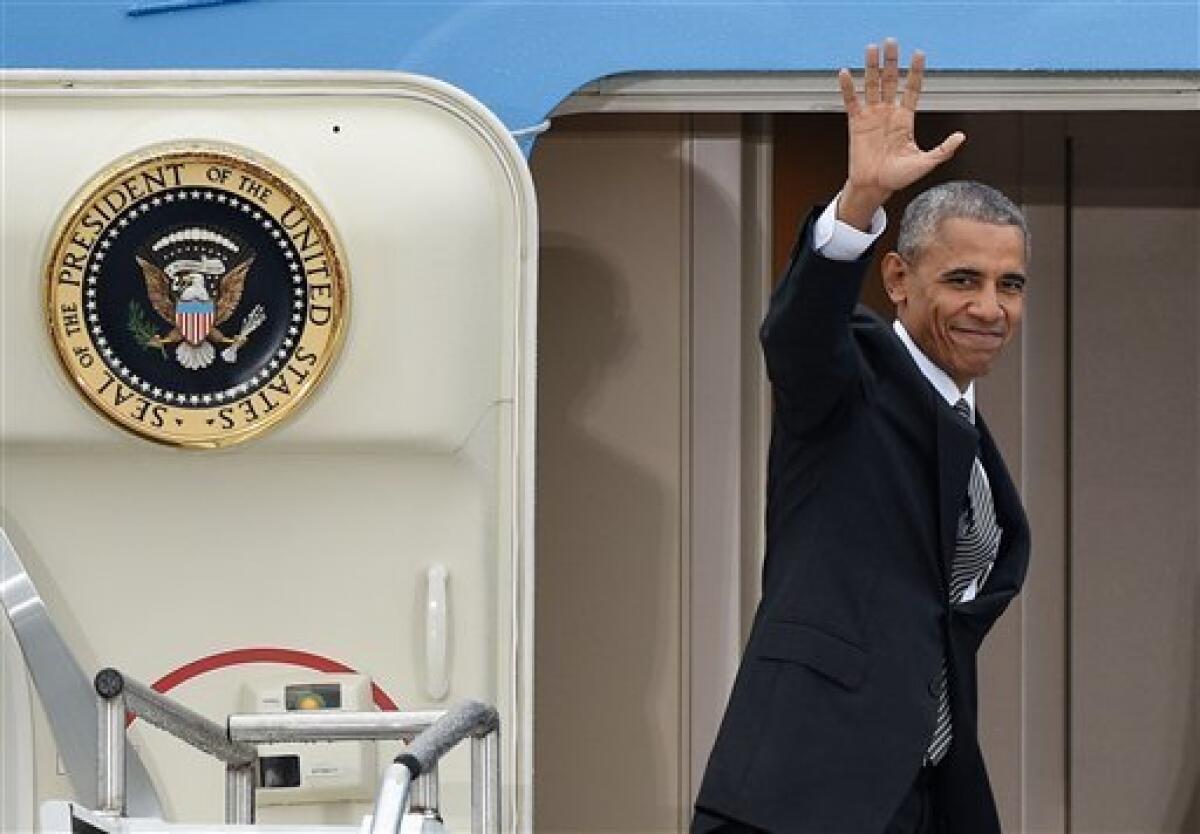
top-left (836, 39), bottom-right (965, 230)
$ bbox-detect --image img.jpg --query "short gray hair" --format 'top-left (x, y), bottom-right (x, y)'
top-left (897, 180), bottom-right (1030, 262)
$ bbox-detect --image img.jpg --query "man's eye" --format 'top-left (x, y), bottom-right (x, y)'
top-left (1000, 278), bottom-right (1026, 294)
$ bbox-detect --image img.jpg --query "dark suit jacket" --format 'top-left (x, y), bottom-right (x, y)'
top-left (694, 210), bottom-right (1031, 834)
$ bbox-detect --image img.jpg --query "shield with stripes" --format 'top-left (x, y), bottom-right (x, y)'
top-left (175, 299), bottom-right (215, 346)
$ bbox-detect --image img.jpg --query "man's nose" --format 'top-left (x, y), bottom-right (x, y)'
top-left (969, 283), bottom-right (1004, 323)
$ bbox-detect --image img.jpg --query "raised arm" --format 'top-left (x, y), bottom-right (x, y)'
top-left (761, 39), bottom-right (963, 433)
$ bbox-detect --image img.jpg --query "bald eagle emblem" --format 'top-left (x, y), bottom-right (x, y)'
top-left (131, 226), bottom-right (266, 370)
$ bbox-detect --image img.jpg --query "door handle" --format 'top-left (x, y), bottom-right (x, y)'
top-left (424, 564), bottom-right (449, 701)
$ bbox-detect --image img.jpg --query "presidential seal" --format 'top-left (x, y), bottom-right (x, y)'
top-left (46, 144), bottom-right (347, 447)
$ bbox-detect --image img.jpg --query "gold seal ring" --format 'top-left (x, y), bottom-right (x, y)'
top-left (45, 142), bottom-right (348, 448)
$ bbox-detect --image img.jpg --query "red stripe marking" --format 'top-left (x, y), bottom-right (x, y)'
top-left (129, 647), bottom-right (399, 728)
top-left (177, 312), bottom-right (213, 345)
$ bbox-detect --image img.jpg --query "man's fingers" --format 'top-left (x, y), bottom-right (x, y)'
top-left (864, 43), bottom-right (881, 103)
top-left (838, 68), bottom-right (860, 115)
top-left (902, 49), bottom-right (926, 110)
top-left (932, 131), bottom-right (967, 160)
top-left (881, 38), bottom-right (899, 103)
top-left (910, 132), bottom-right (967, 182)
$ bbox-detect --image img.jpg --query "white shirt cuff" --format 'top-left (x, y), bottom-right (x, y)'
top-left (813, 193), bottom-right (887, 261)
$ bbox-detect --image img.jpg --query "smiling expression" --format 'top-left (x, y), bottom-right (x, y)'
top-left (882, 217), bottom-right (1027, 390)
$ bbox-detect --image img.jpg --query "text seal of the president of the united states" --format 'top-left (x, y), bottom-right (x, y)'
top-left (46, 143), bottom-right (347, 448)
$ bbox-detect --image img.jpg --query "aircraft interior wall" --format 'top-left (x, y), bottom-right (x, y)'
top-left (533, 109), bottom-right (1200, 834)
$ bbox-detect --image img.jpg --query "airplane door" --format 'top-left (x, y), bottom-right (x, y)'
top-left (1, 71), bottom-right (535, 832)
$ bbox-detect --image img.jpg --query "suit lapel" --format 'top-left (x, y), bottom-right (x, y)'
top-left (975, 413), bottom-right (1031, 595)
top-left (936, 403), bottom-right (979, 582)
top-left (870, 319), bottom-right (979, 589)
top-left (871, 314), bottom-right (1029, 606)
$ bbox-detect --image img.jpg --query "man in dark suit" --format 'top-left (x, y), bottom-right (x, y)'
top-left (692, 39), bottom-right (1031, 834)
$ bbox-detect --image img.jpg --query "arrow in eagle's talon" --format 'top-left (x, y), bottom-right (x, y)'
top-left (223, 306), bottom-right (266, 363)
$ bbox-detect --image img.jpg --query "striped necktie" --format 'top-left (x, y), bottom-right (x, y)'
top-left (926, 398), bottom-right (1003, 765)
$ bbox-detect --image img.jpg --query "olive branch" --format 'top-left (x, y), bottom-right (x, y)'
top-left (127, 301), bottom-right (166, 358)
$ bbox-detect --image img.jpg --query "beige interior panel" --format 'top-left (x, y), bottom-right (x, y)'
top-left (1069, 111), bottom-right (1200, 834)
top-left (531, 114), bottom-right (686, 834)
top-left (1014, 114), bottom-right (1070, 834)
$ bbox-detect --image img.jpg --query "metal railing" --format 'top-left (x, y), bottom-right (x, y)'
top-left (229, 704), bottom-right (501, 833)
top-left (94, 668), bottom-right (257, 822)
top-left (94, 668), bottom-right (501, 833)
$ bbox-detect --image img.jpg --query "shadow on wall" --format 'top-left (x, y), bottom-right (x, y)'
top-left (535, 237), bottom-right (677, 833)
top-left (1165, 569), bottom-right (1200, 832)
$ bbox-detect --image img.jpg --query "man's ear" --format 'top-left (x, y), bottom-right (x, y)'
top-left (881, 252), bottom-right (908, 305)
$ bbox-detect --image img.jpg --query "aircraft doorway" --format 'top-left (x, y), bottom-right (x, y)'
top-left (533, 108), bottom-right (1200, 833)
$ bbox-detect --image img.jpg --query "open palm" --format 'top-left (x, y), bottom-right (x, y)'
top-left (837, 40), bottom-right (965, 226)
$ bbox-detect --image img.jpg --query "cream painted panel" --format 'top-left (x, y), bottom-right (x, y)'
top-left (4, 449), bottom-right (493, 826)
top-left (1, 87), bottom-right (523, 448)
top-left (0, 75), bottom-right (535, 833)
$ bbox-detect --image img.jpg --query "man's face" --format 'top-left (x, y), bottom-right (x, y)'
top-left (882, 217), bottom-right (1027, 390)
